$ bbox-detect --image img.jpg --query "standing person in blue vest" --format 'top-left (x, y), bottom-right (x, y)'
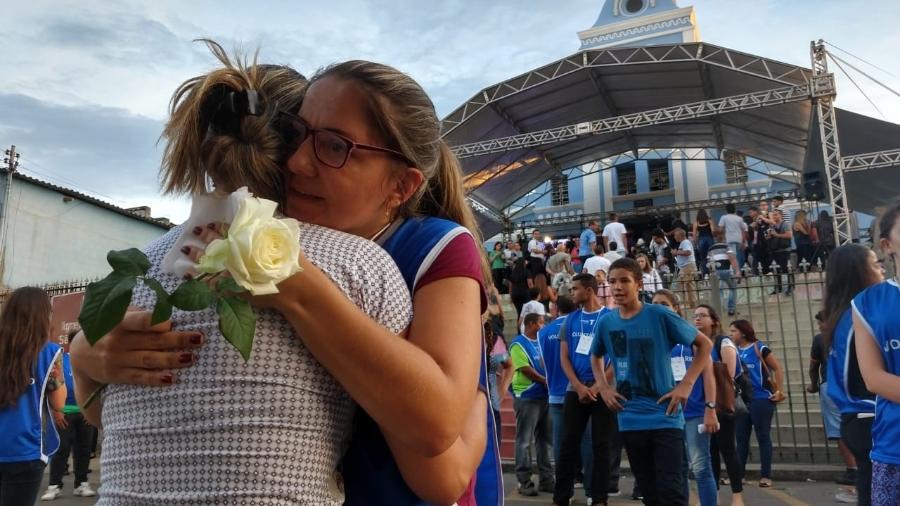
top-left (855, 202), bottom-right (900, 506)
top-left (70, 56), bottom-right (501, 505)
top-left (822, 243), bottom-right (884, 506)
top-left (537, 295), bottom-right (582, 473)
top-left (590, 258), bottom-right (712, 506)
top-left (730, 319), bottom-right (785, 488)
top-left (580, 221), bottom-right (601, 272)
top-left (552, 273), bottom-right (615, 506)
top-left (0, 287), bottom-right (66, 506)
top-left (511, 313), bottom-right (553, 496)
top-left (42, 329), bottom-right (97, 500)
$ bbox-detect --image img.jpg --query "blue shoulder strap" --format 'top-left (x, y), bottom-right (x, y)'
top-left (343, 217), bottom-right (503, 506)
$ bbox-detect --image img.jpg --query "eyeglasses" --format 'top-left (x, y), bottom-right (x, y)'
top-left (277, 111), bottom-right (413, 169)
top-left (693, 313), bottom-right (710, 319)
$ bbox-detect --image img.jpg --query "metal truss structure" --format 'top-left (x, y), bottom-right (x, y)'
top-left (450, 81), bottom-right (831, 159)
top-left (811, 40), bottom-right (853, 245)
top-left (842, 148), bottom-right (900, 173)
top-left (516, 189), bottom-right (800, 230)
top-left (441, 43), bottom-right (811, 136)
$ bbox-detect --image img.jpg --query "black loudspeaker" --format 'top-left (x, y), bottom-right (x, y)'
top-left (803, 172), bottom-right (825, 201)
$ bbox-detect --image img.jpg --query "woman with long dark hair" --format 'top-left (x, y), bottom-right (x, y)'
top-left (507, 257), bottom-right (531, 318)
top-left (855, 202), bottom-right (900, 505)
top-left (730, 319), bottom-right (785, 488)
top-left (823, 243), bottom-right (887, 506)
top-left (0, 287), bottom-right (66, 506)
top-left (695, 305), bottom-right (745, 506)
top-left (693, 209), bottom-right (717, 275)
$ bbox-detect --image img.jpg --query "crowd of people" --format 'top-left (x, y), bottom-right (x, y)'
top-left (487, 201), bottom-right (899, 505)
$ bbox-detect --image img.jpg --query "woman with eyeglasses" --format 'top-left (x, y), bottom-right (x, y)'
top-left (70, 43), bottom-right (499, 505)
top-left (693, 305), bottom-right (744, 506)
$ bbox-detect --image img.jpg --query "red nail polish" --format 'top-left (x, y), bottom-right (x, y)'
top-left (207, 223), bottom-right (216, 230)
top-left (182, 273), bottom-right (193, 280)
top-left (190, 334), bottom-right (203, 345)
top-left (192, 226), bottom-right (202, 235)
top-left (180, 246), bottom-right (190, 254)
top-left (179, 353), bottom-right (194, 364)
top-left (161, 374), bottom-right (174, 385)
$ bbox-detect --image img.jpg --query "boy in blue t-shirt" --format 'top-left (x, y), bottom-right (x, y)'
top-left (589, 258), bottom-right (712, 506)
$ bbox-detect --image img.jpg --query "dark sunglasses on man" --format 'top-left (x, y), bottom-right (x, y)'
top-left (276, 111), bottom-right (413, 169)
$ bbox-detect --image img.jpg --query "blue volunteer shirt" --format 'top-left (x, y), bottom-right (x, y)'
top-left (591, 303), bottom-right (697, 431)
top-left (62, 353), bottom-right (77, 407)
top-left (560, 308), bottom-right (610, 388)
top-left (826, 309), bottom-right (875, 415)
top-left (852, 279), bottom-right (900, 465)
top-left (538, 315), bottom-right (569, 404)
top-left (737, 341), bottom-right (774, 400)
top-left (671, 344), bottom-right (706, 419)
top-left (579, 228), bottom-right (597, 257)
top-left (0, 341), bottom-right (62, 463)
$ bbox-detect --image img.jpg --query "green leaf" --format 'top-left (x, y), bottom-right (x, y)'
top-left (216, 276), bottom-right (245, 294)
top-left (169, 279), bottom-right (215, 311)
top-left (217, 296), bottom-right (256, 362)
top-left (143, 277), bottom-right (173, 326)
top-left (78, 273), bottom-right (137, 344)
top-left (107, 249), bottom-right (151, 277)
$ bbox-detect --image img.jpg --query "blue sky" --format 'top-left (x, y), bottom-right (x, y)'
top-left (1, 0), bottom-right (898, 222)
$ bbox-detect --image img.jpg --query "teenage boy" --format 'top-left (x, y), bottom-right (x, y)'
top-left (590, 258), bottom-right (712, 506)
top-left (511, 313), bottom-right (553, 496)
top-left (552, 274), bottom-right (614, 506)
top-left (539, 296), bottom-right (594, 501)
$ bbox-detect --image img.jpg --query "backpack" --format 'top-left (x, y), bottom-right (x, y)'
top-left (715, 336), bottom-right (753, 406)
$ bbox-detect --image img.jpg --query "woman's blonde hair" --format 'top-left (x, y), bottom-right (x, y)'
top-left (308, 61), bottom-right (485, 257)
top-left (160, 40), bottom-right (307, 202)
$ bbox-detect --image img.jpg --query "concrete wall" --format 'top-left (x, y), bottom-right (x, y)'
top-left (1, 178), bottom-right (170, 287)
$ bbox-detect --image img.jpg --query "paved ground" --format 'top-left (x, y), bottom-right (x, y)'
top-left (39, 460), bottom-right (855, 506)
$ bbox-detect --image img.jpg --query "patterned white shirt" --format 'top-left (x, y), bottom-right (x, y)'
top-left (98, 223), bottom-right (412, 505)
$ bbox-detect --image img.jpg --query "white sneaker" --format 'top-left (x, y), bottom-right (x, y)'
top-left (835, 488), bottom-right (857, 503)
top-left (41, 485), bottom-right (62, 501)
top-left (73, 482), bottom-right (97, 497)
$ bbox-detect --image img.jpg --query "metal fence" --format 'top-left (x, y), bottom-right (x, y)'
top-left (0, 278), bottom-right (94, 307)
top-left (664, 260), bottom-right (837, 465)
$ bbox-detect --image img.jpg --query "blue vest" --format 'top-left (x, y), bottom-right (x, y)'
top-left (564, 308), bottom-right (608, 386)
top-left (510, 334), bottom-right (547, 399)
top-left (826, 310), bottom-right (876, 415)
top-left (63, 353), bottom-right (77, 407)
top-left (852, 280), bottom-right (900, 464)
top-left (538, 315), bottom-right (567, 404)
top-left (342, 217), bottom-right (503, 506)
top-left (671, 344), bottom-right (705, 419)
top-left (0, 342), bottom-right (62, 463)
top-left (737, 342), bottom-right (774, 400)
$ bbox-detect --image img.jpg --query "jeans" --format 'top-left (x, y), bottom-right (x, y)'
top-left (697, 236), bottom-right (714, 275)
top-left (841, 414), bottom-right (874, 506)
top-left (752, 244), bottom-right (770, 275)
top-left (549, 403), bottom-right (594, 497)
top-left (735, 398), bottom-right (775, 479)
top-left (553, 392), bottom-right (614, 505)
top-left (728, 242), bottom-right (745, 272)
top-left (0, 460), bottom-right (45, 506)
top-left (683, 417), bottom-right (718, 506)
top-left (514, 396), bottom-right (553, 486)
top-left (49, 412), bottom-right (94, 488)
top-left (622, 429), bottom-right (687, 506)
top-left (710, 412), bottom-right (744, 493)
top-left (717, 269), bottom-right (737, 314)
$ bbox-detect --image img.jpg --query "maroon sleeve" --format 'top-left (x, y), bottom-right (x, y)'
top-left (415, 233), bottom-right (488, 313)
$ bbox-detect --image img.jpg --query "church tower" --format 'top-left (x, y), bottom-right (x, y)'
top-left (578, 0), bottom-right (700, 50)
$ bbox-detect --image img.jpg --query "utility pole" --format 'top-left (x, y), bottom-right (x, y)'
top-left (0, 145), bottom-right (19, 286)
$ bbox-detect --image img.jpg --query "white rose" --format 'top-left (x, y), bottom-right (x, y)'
top-left (198, 196), bottom-right (302, 295)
